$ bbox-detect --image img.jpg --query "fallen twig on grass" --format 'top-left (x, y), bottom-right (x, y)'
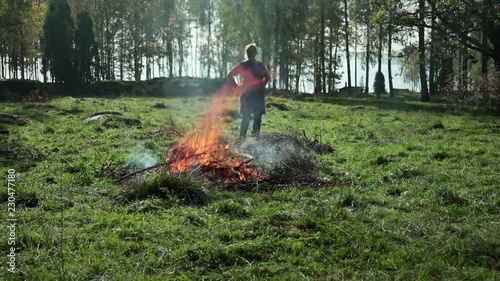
top-left (113, 162), bottom-right (167, 183)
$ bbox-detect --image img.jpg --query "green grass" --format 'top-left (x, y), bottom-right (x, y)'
top-left (1, 93), bottom-right (499, 280)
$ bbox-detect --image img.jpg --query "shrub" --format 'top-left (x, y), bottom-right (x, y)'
top-left (373, 71), bottom-right (386, 96)
top-left (27, 89), bottom-right (50, 103)
top-left (442, 72), bottom-right (500, 112)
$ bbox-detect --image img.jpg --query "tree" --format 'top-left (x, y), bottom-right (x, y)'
top-left (418, 0), bottom-right (430, 101)
top-left (373, 70), bottom-right (386, 95)
top-left (0, 0), bottom-right (40, 79)
top-left (372, 0), bottom-right (388, 98)
top-left (387, 1), bottom-right (395, 97)
top-left (363, 0), bottom-right (373, 94)
top-left (320, 0), bottom-right (326, 93)
top-left (426, 0), bottom-right (500, 72)
top-left (428, 10), bottom-right (437, 95)
top-left (74, 11), bottom-right (98, 83)
top-left (343, 0), bottom-right (352, 88)
top-left (43, 0), bottom-right (75, 83)
top-left (160, 0), bottom-right (176, 78)
top-left (188, 0), bottom-right (216, 78)
top-left (250, 0), bottom-right (272, 65)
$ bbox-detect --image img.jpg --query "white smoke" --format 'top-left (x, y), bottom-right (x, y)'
top-left (229, 134), bottom-right (313, 173)
top-left (126, 153), bottom-right (158, 168)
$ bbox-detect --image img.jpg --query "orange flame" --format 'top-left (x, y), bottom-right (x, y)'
top-left (166, 83), bottom-right (266, 183)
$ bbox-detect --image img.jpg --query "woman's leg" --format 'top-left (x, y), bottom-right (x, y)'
top-left (252, 113), bottom-right (262, 135)
top-left (240, 112), bottom-right (251, 137)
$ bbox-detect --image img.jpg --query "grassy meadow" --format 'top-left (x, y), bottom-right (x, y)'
top-left (0, 92), bottom-right (499, 280)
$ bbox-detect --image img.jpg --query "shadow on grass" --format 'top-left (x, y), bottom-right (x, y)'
top-left (6, 102), bottom-right (88, 123)
top-left (6, 103), bottom-right (60, 122)
top-left (0, 187), bottom-right (40, 208)
top-left (321, 94), bottom-right (498, 116)
top-left (0, 143), bottom-right (44, 172)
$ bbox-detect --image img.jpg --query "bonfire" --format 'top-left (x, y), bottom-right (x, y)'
top-left (166, 84), bottom-right (323, 185)
top-left (166, 84), bottom-right (267, 183)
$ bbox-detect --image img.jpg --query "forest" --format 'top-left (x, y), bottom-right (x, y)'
top-left (0, 0), bottom-right (499, 103)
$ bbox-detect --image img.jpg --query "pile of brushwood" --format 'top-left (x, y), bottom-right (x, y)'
top-left (225, 133), bottom-right (322, 188)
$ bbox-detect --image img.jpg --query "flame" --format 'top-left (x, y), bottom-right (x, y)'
top-left (166, 83), bottom-right (267, 183)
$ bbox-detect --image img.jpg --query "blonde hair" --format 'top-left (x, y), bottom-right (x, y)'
top-left (244, 43), bottom-right (257, 60)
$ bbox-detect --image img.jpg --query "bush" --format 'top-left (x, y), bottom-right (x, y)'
top-left (442, 73), bottom-right (500, 112)
top-left (27, 89), bottom-right (50, 103)
top-left (373, 71), bottom-right (386, 96)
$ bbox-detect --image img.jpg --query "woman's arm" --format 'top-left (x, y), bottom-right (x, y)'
top-left (226, 64), bottom-right (241, 87)
top-left (263, 65), bottom-right (271, 86)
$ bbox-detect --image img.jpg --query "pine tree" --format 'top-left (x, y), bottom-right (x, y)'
top-left (43, 0), bottom-right (75, 83)
top-left (373, 71), bottom-right (386, 95)
top-left (74, 11), bottom-right (99, 83)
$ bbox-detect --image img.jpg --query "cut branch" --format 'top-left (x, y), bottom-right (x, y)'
top-left (113, 163), bottom-right (167, 183)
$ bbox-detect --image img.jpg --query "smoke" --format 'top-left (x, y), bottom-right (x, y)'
top-left (126, 153), bottom-right (158, 169)
top-left (229, 133), bottom-right (315, 175)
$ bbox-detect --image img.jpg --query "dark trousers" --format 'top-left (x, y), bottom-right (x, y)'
top-left (240, 112), bottom-right (262, 137)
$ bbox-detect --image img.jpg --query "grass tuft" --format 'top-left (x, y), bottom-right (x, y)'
top-left (430, 122), bottom-right (445, 130)
top-left (373, 155), bottom-right (390, 166)
top-left (432, 151), bottom-right (449, 161)
top-left (210, 199), bottom-right (250, 218)
top-left (435, 187), bottom-right (468, 206)
top-left (120, 171), bottom-right (209, 205)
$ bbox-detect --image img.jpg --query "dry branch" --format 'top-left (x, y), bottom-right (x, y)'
top-left (113, 162), bottom-right (167, 183)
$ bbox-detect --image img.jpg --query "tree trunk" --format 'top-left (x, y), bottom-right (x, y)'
top-left (314, 35), bottom-right (321, 94)
top-left (20, 49), bottom-right (25, 80)
top-left (328, 25), bottom-right (335, 93)
top-left (178, 36), bottom-right (183, 77)
top-left (34, 57), bottom-right (39, 80)
top-left (295, 63), bottom-right (301, 93)
top-left (343, 0), bottom-right (351, 88)
top-left (365, 24), bottom-right (371, 94)
top-left (207, 0), bottom-right (212, 78)
top-left (194, 25), bottom-right (199, 77)
top-left (320, 0), bottom-right (326, 93)
top-left (492, 40), bottom-right (500, 72)
top-left (0, 47), bottom-right (3, 79)
top-left (377, 26), bottom-right (382, 74)
top-left (20, 29), bottom-right (25, 80)
top-left (486, 16), bottom-right (500, 71)
top-left (273, 0), bottom-right (280, 92)
top-left (354, 24), bottom-right (357, 87)
top-left (105, 12), bottom-right (112, 80)
top-left (495, 49), bottom-right (500, 72)
top-left (41, 56), bottom-right (47, 82)
top-left (376, 25), bottom-right (383, 99)
top-left (252, 0), bottom-right (271, 64)
top-left (11, 46), bottom-right (18, 79)
top-left (429, 12), bottom-right (436, 95)
top-left (481, 29), bottom-right (488, 76)
top-left (119, 20), bottom-right (124, 80)
top-left (0, 28), bottom-right (3, 79)
top-left (284, 41), bottom-right (290, 91)
top-left (461, 48), bottom-right (469, 90)
top-left (133, 23), bottom-right (141, 81)
top-left (419, 0), bottom-right (430, 101)
top-left (388, 23), bottom-right (394, 98)
top-left (295, 39), bottom-right (303, 93)
top-left (146, 40), bottom-right (151, 80)
top-left (167, 36), bottom-right (173, 77)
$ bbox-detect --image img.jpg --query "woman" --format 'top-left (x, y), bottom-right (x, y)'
top-left (227, 44), bottom-right (271, 137)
